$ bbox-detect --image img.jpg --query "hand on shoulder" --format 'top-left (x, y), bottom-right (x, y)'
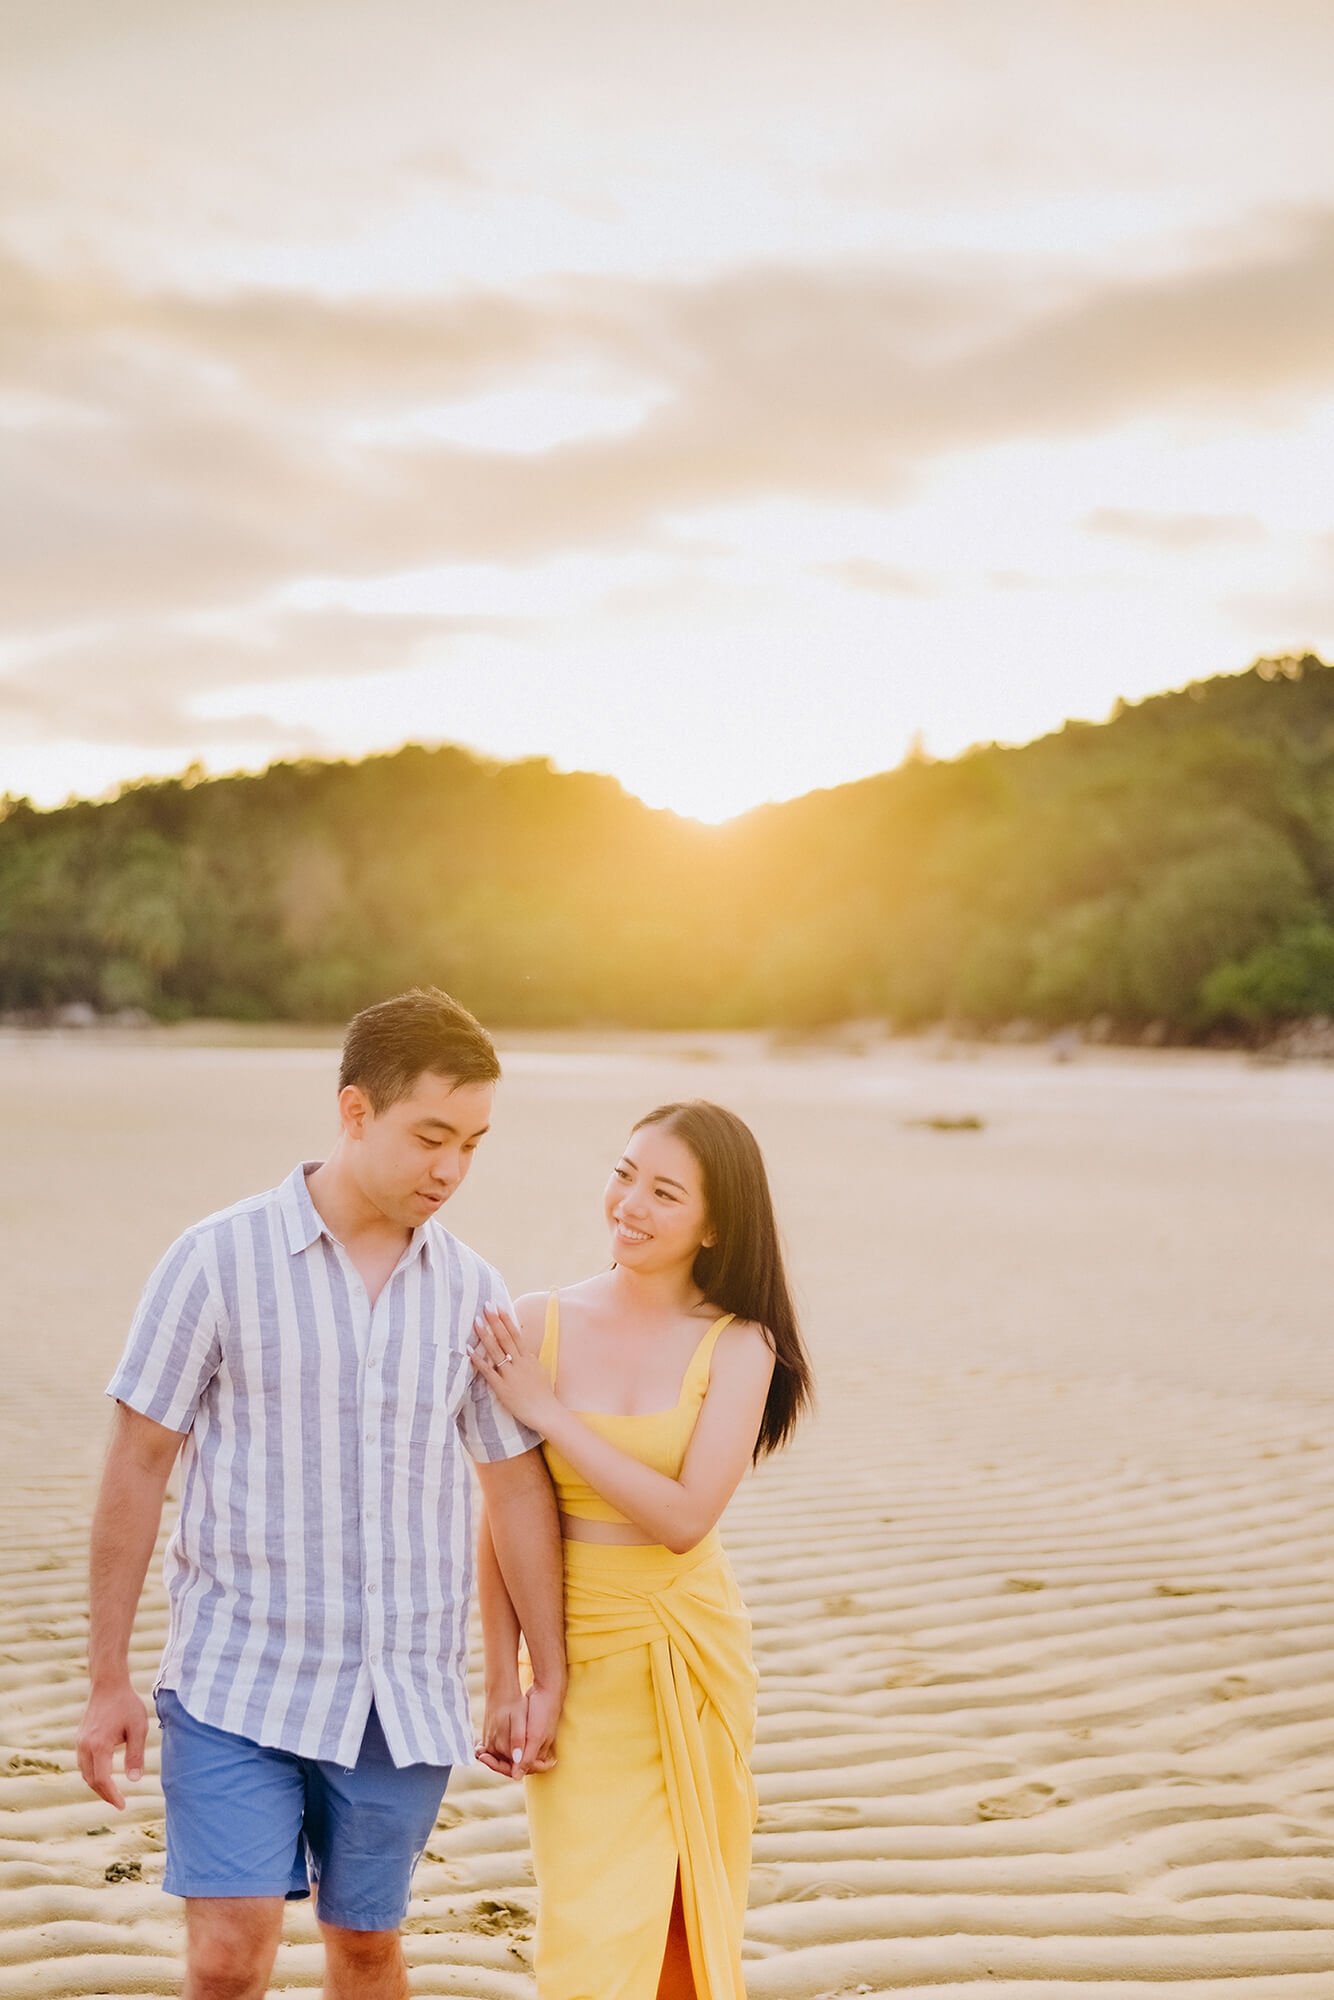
top-left (510, 1291), bottom-right (552, 1357)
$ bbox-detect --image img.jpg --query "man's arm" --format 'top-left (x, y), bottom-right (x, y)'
top-left (76, 1403), bottom-right (184, 1809)
top-left (474, 1507), bottom-right (531, 1778)
top-left (473, 1449), bottom-right (565, 1777)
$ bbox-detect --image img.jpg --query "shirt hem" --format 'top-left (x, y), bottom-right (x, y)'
top-left (158, 1670), bottom-right (475, 1769)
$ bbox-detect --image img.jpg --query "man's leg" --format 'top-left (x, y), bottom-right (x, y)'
top-left (303, 1704), bottom-right (450, 1989)
top-left (319, 1920), bottom-right (410, 2000)
top-left (183, 1897), bottom-right (285, 2000)
top-left (157, 1690), bottom-right (311, 1995)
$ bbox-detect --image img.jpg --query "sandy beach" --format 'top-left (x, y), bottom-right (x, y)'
top-left (1, 1031), bottom-right (1332, 1998)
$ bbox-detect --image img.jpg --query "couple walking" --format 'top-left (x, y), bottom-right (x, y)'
top-left (77, 988), bottom-right (812, 1999)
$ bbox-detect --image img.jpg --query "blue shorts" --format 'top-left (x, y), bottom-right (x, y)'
top-left (155, 1689), bottom-right (451, 1932)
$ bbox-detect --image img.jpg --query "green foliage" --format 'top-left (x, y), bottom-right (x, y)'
top-left (5, 654), bottom-right (1334, 1033)
top-left (1198, 924), bottom-right (1334, 1024)
top-left (1121, 830), bottom-right (1318, 1023)
top-left (1025, 898), bottom-right (1131, 1021)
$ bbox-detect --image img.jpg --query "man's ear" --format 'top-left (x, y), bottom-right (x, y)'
top-left (338, 1083), bottom-right (373, 1139)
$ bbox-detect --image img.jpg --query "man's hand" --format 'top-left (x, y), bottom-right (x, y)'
top-left (477, 1678), bottom-right (560, 1778)
top-left (474, 1449), bottom-right (566, 1741)
top-left (79, 1403), bottom-right (181, 1806)
top-left (77, 1678), bottom-right (148, 1810)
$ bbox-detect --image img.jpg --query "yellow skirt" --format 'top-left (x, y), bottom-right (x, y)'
top-left (525, 1533), bottom-right (758, 2000)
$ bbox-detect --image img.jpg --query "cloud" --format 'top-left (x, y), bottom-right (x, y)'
top-left (1083, 507), bottom-right (1268, 550)
top-left (814, 558), bottom-right (937, 597)
top-left (0, 610), bottom-right (528, 747)
top-left (3, 209), bottom-right (1334, 648)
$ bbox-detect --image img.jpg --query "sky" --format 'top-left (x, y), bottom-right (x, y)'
top-left (2, 1), bottom-right (1333, 822)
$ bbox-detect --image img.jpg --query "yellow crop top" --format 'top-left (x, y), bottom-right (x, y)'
top-left (538, 1292), bottom-right (734, 1525)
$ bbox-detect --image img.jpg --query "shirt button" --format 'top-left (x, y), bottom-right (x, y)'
top-left (367, 1582), bottom-right (378, 1595)
top-left (365, 1433), bottom-right (374, 1444)
top-left (368, 1356), bottom-right (379, 1370)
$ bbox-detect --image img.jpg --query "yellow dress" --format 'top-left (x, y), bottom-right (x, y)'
top-left (525, 1293), bottom-right (758, 2000)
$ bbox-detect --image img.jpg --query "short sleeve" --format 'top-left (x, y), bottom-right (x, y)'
top-left (456, 1270), bottom-right (541, 1464)
top-left (106, 1233), bottom-right (222, 1434)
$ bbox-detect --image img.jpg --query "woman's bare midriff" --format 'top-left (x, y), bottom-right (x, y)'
top-left (560, 1511), bottom-right (656, 1545)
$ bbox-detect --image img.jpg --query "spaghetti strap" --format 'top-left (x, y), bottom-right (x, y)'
top-left (679, 1311), bottom-right (734, 1401)
top-left (540, 1290), bottom-right (560, 1384)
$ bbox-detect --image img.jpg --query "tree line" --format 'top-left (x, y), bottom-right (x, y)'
top-left (4, 654), bottom-right (1334, 1037)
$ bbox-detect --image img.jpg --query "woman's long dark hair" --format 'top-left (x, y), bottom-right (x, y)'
top-left (632, 1100), bottom-right (813, 1460)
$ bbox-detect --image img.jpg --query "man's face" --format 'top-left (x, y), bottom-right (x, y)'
top-left (342, 1071), bottom-right (495, 1230)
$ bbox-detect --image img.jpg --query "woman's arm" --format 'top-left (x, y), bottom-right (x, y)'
top-left (470, 1305), bottom-right (775, 1554)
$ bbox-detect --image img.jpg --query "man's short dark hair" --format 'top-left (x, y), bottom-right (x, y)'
top-left (339, 988), bottom-right (500, 1112)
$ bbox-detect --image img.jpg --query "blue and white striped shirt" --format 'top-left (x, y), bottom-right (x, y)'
top-left (107, 1162), bottom-right (538, 1768)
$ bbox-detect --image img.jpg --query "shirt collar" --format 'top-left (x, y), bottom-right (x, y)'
top-left (278, 1161), bottom-right (435, 1269)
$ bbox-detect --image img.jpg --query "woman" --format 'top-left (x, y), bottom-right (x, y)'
top-left (469, 1099), bottom-right (813, 2000)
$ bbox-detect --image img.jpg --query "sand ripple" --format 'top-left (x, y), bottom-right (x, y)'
top-left (2, 1040), bottom-right (1332, 1994)
top-left (2, 1368), bottom-right (1330, 1996)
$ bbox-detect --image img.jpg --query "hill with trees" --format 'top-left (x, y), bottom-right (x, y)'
top-left (4, 654), bottom-right (1334, 1037)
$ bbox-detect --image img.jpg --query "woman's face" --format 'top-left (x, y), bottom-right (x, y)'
top-left (604, 1123), bottom-right (714, 1276)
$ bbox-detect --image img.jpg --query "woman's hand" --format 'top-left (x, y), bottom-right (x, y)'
top-left (469, 1302), bottom-right (559, 1433)
top-left (477, 1678), bottom-right (561, 1779)
top-left (477, 1678), bottom-right (527, 1779)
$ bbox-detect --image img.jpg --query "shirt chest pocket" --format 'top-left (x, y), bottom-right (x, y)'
top-left (421, 1340), bottom-right (470, 1418)
top-left (226, 1313), bottom-right (288, 1396)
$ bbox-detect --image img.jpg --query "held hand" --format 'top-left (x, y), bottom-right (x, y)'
top-left (76, 1682), bottom-right (148, 1810)
top-left (469, 1304), bottom-right (557, 1433)
top-left (477, 1683), bottom-right (529, 1780)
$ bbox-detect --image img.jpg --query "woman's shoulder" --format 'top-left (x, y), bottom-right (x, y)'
top-left (512, 1275), bottom-right (605, 1312)
top-left (511, 1276), bottom-right (606, 1349)
top-left (710, 1313), bottom-right (775, 1372)
top-left (510, 1290), bottom-right (555, 1354)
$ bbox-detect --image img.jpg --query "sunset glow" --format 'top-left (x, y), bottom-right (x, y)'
top-left (3, 2), bottom-right (1333, 820)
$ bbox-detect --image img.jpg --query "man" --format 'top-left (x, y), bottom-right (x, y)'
top-left (76, 988), bottom-right (565, 2000)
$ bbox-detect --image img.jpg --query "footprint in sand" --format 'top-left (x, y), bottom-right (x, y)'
top-left (1209, 1674), bottom-right (1255, 1701)
top-left (1001, 1577), bottom-right (1046, 1593)
top-left (976, 1781), bottom-right (1067, 1821)
top-left (5, 1753), bottom-right (60, 1774)
top-left (422, 1848), bottom-right (465, 1874)
top-left (466, 1897), bottom-right (533, 1939)
top-left (821, 1594), bottom-right (863, 1617)
top-left (783, 1879), bottom-right (859, 1901)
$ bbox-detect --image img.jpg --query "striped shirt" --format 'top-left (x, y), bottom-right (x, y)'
top-left (107, 1161), bottom-right (539, 1769)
